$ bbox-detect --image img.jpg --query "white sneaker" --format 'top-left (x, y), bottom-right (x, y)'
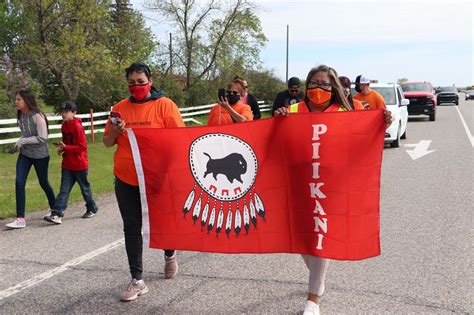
top-left (43, 211), bottom-right (51, 219)
top-left (5, 218), bottom-right (26, 229)
top-left (303, 300), bottom-right (320, 315)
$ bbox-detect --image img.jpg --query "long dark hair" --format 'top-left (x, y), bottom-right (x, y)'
top-left (16, 88), bottom-right (49, 133)
top-left (304, 65), bottom-right (353, 110)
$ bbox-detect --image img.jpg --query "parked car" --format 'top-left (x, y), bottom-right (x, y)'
top-left (400, 81), bottom-right (437, 121)
top-left (465, 90), bottom-right (474, 100)
top-left (437, 86), bottom-right (459, 105)
top-left (357, 83), bottom-right (408, 148)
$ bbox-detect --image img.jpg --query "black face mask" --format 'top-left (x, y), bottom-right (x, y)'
top-left (226, 94), bottom-right (240, 105)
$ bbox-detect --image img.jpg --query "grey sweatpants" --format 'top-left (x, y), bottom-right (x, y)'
top-left (302, 255), bottom-right (329, 296)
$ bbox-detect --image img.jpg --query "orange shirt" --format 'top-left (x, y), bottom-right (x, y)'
top-left (353, 99), bottom-right (365, 110)
top-left (105, 97), bottom-right (185, 186)
top-left (353, 90), bottom-right (386, 110)
top-left (207, 102), bottom-right (253, 126)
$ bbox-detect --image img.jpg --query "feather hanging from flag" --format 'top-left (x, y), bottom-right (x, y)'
top-left (254, 192), bottom-right (266, 222)
top-left (243, 199), bottom-right (250, 234)
top-left (201, 200), bottom-right (210, 227)
top-left (234, 201), bottom-right (242, 236)
top-left (183, 185), bottom-right (196, 217)
top-left (192, 192), bottom-right (203, 223)
top-left (207, 203), bottom-right (216, 233)
top-left (225, 203), bottom-right (233, 237)
top-left (216, 204), bottom-right (224, 234)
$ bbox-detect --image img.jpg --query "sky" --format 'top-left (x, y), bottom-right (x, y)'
top-left (132, 0), bottom-right (473, 87)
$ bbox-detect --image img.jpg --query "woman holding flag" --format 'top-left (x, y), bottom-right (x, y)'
top-left (275, 65), bottom-right (392, 315)
top-left (103, 63), bottom-right (185, 302)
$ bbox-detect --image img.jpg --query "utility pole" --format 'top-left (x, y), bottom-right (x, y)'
top-left (169, 33), bottom-right (173, 75)
top-left (286, 25), bottom-right (289, 83)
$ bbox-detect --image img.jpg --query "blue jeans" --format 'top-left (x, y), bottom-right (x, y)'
top-left (16, 154), bottom-right (56, 218)
top-left (52, 169), bottom-right (98, 217)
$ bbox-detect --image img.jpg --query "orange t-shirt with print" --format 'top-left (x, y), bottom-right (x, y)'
top-left (353, 90), bottom-right (386, 110)
top-left (104, 96), bottom-right (185, 186)
top-left (207, 102), bottom-right (253, 126)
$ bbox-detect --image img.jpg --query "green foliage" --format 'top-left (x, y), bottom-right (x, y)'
top-left (149, 0), bottom-right (267, 106)
top-left (243, 69), bottom-right (286, 103)
top-left (0, 75), bottom-right (15, 119)
top-left (397, 78), bottom-right (409, 84)
top-left (1, 0), bottom-right (157, 113)
top-left (157, 75), bottom-right (186, 107)
top-left (1, 0), bottom-right (276, 115)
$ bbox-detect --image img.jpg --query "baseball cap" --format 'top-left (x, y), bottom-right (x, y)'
top-left (359, 75), bottom-right (370, 84)
top-left (288, 77), bottom-right (300, 87)
top-left (60, 101), bottom-right (77, 111)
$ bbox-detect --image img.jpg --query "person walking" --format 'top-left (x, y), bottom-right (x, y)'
top-left (275, 65), bottom-right (392, 315)
top-left (44, 101), bottom-right (98, 225)
top-left (103, 63), bottom-right (185, 302)
top-left (5, 89), bottom-right (56, 229)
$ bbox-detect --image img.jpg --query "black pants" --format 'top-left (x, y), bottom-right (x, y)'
top-left (115, 177), bottom-right (174, 280)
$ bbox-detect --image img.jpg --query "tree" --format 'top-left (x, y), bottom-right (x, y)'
top-left (148, 0), bottom-right (267, 106)
top-left (1, 0), bottom-right (157, 112)
top-left (397, 77), bottom-right (408, 84)
top-left (14, 1), bottom-right (115, 102)
top-left (79, 0), bottom-right (157, 110)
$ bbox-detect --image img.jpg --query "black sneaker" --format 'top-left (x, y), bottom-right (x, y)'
top-left (82, 211), bottom-right (95, 218)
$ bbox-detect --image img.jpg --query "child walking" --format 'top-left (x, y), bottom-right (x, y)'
top-left (5, 89), bottom-right (56, 229)
top-left (44, 102), bottom-right (98, 224)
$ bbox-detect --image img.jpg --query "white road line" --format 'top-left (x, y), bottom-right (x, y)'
top-left (0, 238), bottom-right (124, 301)
top-left (454, 106), bottom-right (474, 147)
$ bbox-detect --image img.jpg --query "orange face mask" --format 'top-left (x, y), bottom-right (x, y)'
top-left (307, 87), bottom-right (332, 106)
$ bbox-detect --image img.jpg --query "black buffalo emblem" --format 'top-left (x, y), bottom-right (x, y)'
top-left (203, 152), bottom-right (247, 183)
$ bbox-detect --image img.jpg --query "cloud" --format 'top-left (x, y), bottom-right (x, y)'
top-left (259, 1), bottom-right (472, 44)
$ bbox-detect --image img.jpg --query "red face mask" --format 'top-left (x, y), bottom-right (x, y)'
top-left (307, 87), bottom-right (332, 107)
top-left (128, 83), bottom-right (151, 101)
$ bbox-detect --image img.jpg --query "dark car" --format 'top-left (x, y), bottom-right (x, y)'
top-left (437, 86), bottom-right (459, 105)
top-left (465, 90), bottom-right (474, 100)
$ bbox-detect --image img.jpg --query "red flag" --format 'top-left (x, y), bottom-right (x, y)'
top-left (129, 110), bottom-right (385, 260)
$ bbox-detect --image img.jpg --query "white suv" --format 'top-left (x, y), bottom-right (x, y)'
top-left (371, 83), bottom-right (409, 147)
top-left (352, 83), bottom-right (409, 148)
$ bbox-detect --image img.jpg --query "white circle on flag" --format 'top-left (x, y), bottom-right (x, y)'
top-left (189, 133), bottom-right (258, 201)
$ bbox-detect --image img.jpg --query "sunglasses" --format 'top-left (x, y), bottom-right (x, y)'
top-left (289, 89), bottom-right (299, 93)
top-left (243, 86), bottom-right (248, 89)
top-left (226, 91), bottom-right (240, 95)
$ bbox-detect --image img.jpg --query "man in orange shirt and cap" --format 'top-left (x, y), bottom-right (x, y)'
top-left (353, 75), bottom-right (386, 110)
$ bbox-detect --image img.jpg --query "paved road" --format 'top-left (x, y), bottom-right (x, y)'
top-left (1, 99), bottom-right (472, 314)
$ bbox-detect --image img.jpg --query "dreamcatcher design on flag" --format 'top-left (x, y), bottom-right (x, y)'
top-left (183, 133), bottom-right (265, 236)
